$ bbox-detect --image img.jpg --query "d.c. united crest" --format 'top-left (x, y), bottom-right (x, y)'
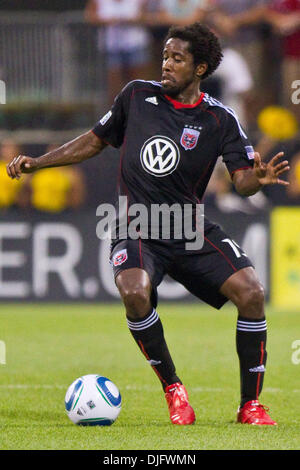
top-left (180, 127), bottom-right (201, 151)
top-left (113, 249), bottom-right (128, 267)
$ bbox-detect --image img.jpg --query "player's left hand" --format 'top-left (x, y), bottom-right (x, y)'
top-left (254, 151), bottom-right (290, 186)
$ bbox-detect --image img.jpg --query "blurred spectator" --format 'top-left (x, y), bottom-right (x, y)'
top-left (214, 47), bottom-right (254, 127)
top-left (150, 0), bottom-right (208, 26)
top-left (266, 0), bottom-right (300, 113)
top-left (85, 0), bottom-right (151, 106)
top-left (141, 1), bottom-right (168, 81)
top-left (0, 139), bottom-right (26, 211)
top-left (287, 149), bottom-right (300, 203)
top-left (208, 1), bottom-right (268, 86)
top-left (207, 1), bottom-right (272, 130)
top-left (257, 104), bottom-right (298, 141)
top-left (259, 137), bottom-right (300, 205)
top-left (204, 104), bottom-right (299, 212)
top-left (254, 105), bottom-right (300, 205)
top-left (22, 144), bottom-right (86, 213)
top-left (141, 0), bottom-right (208, 81)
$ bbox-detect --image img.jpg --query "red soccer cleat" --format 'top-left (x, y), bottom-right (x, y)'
top-left (237, 400), bottom-right (277, 425)
top-left (165, 382), bottom-right (195, 425)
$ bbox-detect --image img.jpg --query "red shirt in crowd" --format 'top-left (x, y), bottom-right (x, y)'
top-left (269, 0), bottom-right (300, 57)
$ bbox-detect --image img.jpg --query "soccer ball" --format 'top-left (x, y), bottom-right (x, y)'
top-left (65, 374), bottom-right (122, 426)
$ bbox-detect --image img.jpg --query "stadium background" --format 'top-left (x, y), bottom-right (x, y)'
top-left (0, 1), bottom-right (299, 307)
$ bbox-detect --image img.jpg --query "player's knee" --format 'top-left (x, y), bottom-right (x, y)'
top-left (116, 268), bottom-right (152, 319)
top-left (120, 285), bottom-right (151, 319)
top-left (238, 282), bottom-right (265, 316)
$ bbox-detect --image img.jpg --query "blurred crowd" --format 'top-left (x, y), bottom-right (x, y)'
top-left (1, 0), bottom-right (299, 214)
top-left (0, 139), bottom-right (86, 214)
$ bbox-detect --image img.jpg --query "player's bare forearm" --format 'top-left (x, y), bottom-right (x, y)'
top-left (232, 6), bottom-right (266, 28)
top-left (233, 168), bottom-right (263, 197)
top-left (35, 131), bottom-right (106, 168)
top-left (233, 152), bottom-right (290, 197)
top-left (7, 131), bottom-right (106, 180)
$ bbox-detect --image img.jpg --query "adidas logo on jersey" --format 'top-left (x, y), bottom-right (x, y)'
top-left (145, 96), bottom-right (158, 106)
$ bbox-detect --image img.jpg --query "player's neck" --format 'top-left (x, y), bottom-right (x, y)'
top-left (171, 82), bottom-right (202, 105)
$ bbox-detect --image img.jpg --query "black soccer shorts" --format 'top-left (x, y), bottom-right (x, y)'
top-left (110, 224), bottom-right (253, 309)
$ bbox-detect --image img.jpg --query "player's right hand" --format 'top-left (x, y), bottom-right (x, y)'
top-left (6, 155), bottom-right (39, 180)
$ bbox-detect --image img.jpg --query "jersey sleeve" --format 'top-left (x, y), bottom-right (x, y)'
top-left (91, 81), bottom-right (134, 148)
top-left (220, 111), bottom-right (255, 177)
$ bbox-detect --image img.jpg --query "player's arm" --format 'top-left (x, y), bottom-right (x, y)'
top-left (6, 131), bottom-right (107, 180)
top-left (209, 2), bottom-right (266, 36)
top-left (267, 10), bottom-right (300, 35)
top-left (153, 6), bottom-right (206, 27)
top-left (230, 5), bottom-right (267, 28)
top-left (84, 0), bottom-right (106, 26)
top-left (233, 151), bottom-right (290, 197)
top-left (85, 0), bottom-right (142, 26)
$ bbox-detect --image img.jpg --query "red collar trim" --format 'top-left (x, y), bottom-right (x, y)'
top-left (165, 92), bottom-right (204, 109)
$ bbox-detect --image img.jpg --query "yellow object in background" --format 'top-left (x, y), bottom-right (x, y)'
top-left (295, 161), bottom-right (300, 184)
top-left (31, 168), bottom-right (72, 212)
top-left (258, 106), bottom-right (298, 141)
top-left (0, 161), bottom-right (23, 208)
top-left (271, 208), bottom-right (300, 308)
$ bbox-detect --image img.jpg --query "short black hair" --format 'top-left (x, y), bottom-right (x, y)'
top-left (164, 23), bottom-right (223, 80)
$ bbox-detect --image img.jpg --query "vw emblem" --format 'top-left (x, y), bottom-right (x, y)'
top-left (140, 136), bottom-right (180, 177)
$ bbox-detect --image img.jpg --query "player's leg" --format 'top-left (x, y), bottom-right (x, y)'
top-left (170, 225), bottom-right (276, 424)
top-left (220, 267), bottom-right (276, 425)
top-left (111, 240), bottom-right (195, 424)
top-left (115, 267), bottom-right (181, 390)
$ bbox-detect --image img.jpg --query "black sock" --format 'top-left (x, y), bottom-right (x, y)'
top-left (236, 316), bottom-right (267, 408)
top-left (127, 308), bottom-right (181, 391)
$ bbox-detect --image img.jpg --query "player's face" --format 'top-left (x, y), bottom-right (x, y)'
top-left (161, 38), bottom-right (199, 97)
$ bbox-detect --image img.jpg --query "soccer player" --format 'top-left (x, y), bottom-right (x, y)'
top-left (7, 23), bottom-right (289, 426)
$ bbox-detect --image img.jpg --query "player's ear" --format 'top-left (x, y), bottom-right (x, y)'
top-left (195, 63), bottom-right (208, 79)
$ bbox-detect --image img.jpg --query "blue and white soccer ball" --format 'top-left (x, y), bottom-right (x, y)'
top-left (65, 374), bottom-right (122, 426)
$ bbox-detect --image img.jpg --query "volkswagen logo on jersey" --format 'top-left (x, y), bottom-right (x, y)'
top-left (180, 126), bottom-right (201, 151)
top-left (140, 136), bottom-right (180, 177)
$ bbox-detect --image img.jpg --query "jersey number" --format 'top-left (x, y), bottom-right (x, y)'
top-left (222, 238), bottom-right (246, 258)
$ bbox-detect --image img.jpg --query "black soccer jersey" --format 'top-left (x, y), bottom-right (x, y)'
top-left (92, 80), bottom-right (254, 239)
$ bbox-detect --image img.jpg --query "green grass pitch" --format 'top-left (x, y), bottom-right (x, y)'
top-left (0, 303), bottom-right (299, 450)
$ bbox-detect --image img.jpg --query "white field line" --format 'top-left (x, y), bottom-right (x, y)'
top-left (0, 384), bottom-right (299, 393)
